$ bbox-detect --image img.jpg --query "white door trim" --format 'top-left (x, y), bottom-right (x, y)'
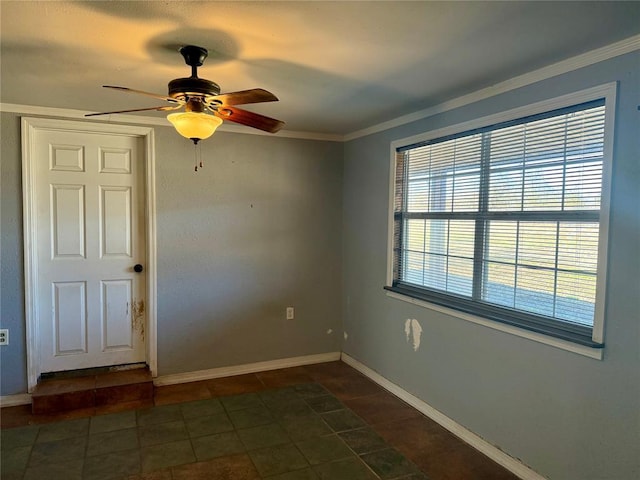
top-left (21, 117), bottom-right (158, 391)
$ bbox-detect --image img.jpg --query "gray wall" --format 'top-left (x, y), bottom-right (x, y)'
top-left (1, 113), bottom-right (26, 395)
top-left (342, 51), bottom-right (640, 480)
top-left (154, 130), bottom-right (343, 374)
top-left (0, 114), bottom-right (343, 392)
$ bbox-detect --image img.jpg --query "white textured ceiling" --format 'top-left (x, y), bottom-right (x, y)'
top-left (1, 1), bottom-right (639, 136)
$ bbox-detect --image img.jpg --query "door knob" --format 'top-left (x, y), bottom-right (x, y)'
top-left (133, 264), bottom-right (144, 273)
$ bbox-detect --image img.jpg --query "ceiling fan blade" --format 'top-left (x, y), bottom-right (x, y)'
top-left (103, 85), bottom-right (182, 104)
top-left (208, 89), bottom-right (279, 106)
top-left (212, 106), bottom-right (285, 133)
top-left (85, 105), bottom-right (181, 117)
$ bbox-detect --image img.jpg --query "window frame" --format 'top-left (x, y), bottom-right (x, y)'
top-left (386, 83), bottom-right (617, 359)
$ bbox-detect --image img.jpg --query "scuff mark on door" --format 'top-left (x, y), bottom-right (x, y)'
top-left (132, 299), bottom-right (145, 339)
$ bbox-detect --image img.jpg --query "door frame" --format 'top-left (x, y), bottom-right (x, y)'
top-left (21, 117), bottom-right (158, 391)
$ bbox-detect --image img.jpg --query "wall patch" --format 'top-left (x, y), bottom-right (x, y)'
top-left (404, 318), bottom-right (422, 351)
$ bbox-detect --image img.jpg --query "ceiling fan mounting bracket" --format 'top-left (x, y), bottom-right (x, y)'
top-left (179, 45), bottom-right (208, 68)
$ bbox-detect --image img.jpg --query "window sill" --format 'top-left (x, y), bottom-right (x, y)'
top-left (385, 290), bottom-right (603, 360)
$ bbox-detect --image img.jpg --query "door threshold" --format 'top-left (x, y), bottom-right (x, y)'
top-left (39, 363), bottom-right (148, 381)
top-left (32, 364), bottom-right (153, 414)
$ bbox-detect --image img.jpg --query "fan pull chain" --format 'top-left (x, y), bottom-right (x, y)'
top-left (194, 142), bottom-right (202, 172)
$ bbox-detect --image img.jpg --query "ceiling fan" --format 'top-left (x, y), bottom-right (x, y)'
top-left (86, 45), bottom-right (285, 143)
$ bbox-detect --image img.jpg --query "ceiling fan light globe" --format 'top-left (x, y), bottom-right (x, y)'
top-left (167, 112), bottom-right (222, 141)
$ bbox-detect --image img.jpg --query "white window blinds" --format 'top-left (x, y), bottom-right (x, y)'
top-left (391, 99), bottom-right (606, 346)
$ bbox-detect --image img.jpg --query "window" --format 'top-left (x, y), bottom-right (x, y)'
top-left (387, 86), bottom-right (615, 349)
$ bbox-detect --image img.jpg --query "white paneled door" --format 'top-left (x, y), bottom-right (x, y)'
top-left (32, 126), bottom-right (147, 373)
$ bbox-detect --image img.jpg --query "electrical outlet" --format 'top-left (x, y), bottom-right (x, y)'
top-left (0, 329), bottom-right (8, 346)
top-left (286, 307), bottom-right (294, 320)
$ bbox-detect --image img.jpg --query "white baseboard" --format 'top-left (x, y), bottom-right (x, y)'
top-left (0, 394), bottom-right (32, 407)
top-left (341, 353), bottom-right (546, 480)
top-left (154, 351), bottom-right (342, 386)
top-left (0, 352), bottom-right (340, 406)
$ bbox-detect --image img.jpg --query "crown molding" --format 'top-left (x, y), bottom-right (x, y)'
top-left (344, 34), bottom-right (640, 141)
top-left (0, 103), bottom-right (343, 142)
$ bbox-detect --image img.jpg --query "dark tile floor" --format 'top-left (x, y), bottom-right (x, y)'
top-left (0, 362), bottom-right (519, 480)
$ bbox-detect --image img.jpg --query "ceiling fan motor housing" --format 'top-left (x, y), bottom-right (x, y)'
top-left (168, 77), bottom-right (221, 101)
